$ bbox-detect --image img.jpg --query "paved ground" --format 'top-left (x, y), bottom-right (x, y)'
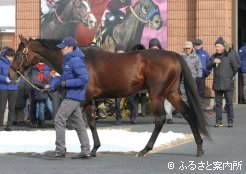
top-left (0, 105), bottom-right (245, 174)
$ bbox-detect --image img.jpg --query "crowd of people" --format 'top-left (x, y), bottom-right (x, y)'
top-left (0, 35), bottom-right (245, 158)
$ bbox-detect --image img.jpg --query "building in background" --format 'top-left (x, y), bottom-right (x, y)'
top-left (13, 0), bottom-right (246, 104)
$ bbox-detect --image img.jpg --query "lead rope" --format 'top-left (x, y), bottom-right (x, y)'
top-left (16, 71), bottom-right (41, 91)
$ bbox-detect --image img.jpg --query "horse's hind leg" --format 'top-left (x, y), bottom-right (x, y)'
top-left (137, 97), bottom-right (165, 157)
top-left (84, 101), bottom-right (101, 157)
top-left (168, 91), bottom-right (204, 157)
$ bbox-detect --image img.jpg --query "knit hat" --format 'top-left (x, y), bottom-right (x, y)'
top-left (215, 37), bottom-right (224, 46)
top-left (183, 41), bottom-right (193, 49)
top-left (149, 38), bottom-right (162, 49)
top-left (131, 44), bottom-right (146, 51)
top-left (115, 44), bottom-right (125, 52)
top-left (192, 38), bottom-right (203, 45)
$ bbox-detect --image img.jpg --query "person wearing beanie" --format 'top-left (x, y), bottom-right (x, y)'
top-left (149, 38), bottom-right (173, 124)
top-left (130, 44), bottom-right (147, 118)
top-left (214, 37), bottom-right (224, 46)
top-left (149, 38), bottom-right (162, 49)
top-left (207, 37), bottom-right (238, 128)
top-left (192, 38), bottom-right (211, 108)
top-left (114, 43), bottom-right (137, 125)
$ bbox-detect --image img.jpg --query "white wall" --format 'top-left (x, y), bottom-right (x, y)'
top-left (0, 2), bottom-right (15, 32)
top-left (0, 0), bottom-right (15, 6)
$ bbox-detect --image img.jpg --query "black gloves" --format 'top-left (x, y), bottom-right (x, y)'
top-left (60, 81), bottom-right (66, 88)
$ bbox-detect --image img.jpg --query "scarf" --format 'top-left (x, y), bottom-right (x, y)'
top-left (35, 63), bottom-right (48, 83)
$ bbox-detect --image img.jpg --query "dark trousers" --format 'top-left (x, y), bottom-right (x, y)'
top-left (115, 97), bottom-right (137, 121)
top-left (29, 91), bottom-right (37, 124)
top-left (135, 93), bottom-right (147, 116)
top-left (115, 98), bottom-right (121, 121)
top-left (0, 90), bottom-right (18, 126)
top-left (127, 96), bottom-right (137, 122)
top-left (214, 89), bottom-right (234, 123)
top-left (196, 77), bottom-right (206, 97)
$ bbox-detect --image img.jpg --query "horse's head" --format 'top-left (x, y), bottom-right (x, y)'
top-left (72, 0), bottom-right (97, 29)
top-left (8, 35), bottom-right (43, 81)
top-left (136, 0), bottom-right (163, 30)
top-left (73, 0), bottom-right (97, 29)
top-left (54, 0), bottom-right (97, 29)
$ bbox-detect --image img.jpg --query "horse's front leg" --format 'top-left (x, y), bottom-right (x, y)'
top-left (137, 97), bottom-right (165, 157)
top-left (84, 102), bottom-right (101, 157)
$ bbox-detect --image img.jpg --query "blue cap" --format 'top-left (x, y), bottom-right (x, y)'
top-left (56, 36), bottom-right (77, 49)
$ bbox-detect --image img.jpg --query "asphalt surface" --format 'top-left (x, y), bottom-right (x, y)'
top-left (0, 105), bottom-right (245, 174)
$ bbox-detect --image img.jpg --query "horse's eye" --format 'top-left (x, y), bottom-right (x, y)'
top-left (142, 5), bottom-right (148, 14)
top-left (74, 1), bottom-right (83, 9)
top-left (77, 4), bottom-right (83, 9)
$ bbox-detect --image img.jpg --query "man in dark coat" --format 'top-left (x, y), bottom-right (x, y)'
top-left (207, 37), bottom-right (238, 127)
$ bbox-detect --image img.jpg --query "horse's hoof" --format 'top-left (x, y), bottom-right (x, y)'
top-left (90, 152), bottom-right (97, 157)
top-left (136, 151), bottom-right (147, 158)
top-left (136, 153), bottom-right (146, 158)
top-left (196, 150), bottom-right (204, 157)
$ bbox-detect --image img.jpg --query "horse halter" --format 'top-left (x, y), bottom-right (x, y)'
top-left (128, 2), bottom-right (160, 26)
top-left (16, 47), bottom-right (31, 72)
top-left (14, 47), bottom-right (41, 91)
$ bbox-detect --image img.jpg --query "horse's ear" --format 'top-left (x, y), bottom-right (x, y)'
top-left (19, 34), bottom-right (25, 42)
top-left (19, 34), bottom-right (28, 45)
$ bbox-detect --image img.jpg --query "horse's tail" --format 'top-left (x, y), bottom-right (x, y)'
top-left (177, 53), bottom-right (210, 139)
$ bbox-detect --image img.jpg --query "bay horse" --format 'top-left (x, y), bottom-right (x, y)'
top-left (98, 0), bottom-right (163, 52)
top-left (9, 35), bottom-right (210, 157)
top-left (41, 0), bottom-right (97, 40)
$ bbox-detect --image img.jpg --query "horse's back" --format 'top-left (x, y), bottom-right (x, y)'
top-left (84, 47), bottom-right (182, 98)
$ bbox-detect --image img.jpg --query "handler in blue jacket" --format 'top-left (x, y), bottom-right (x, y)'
top-left (47, 37), bottom-right (91, 159)
top-left (239, 42), bottom-right (246, 103)
top-left (0, 47), bottom-right (18, 131)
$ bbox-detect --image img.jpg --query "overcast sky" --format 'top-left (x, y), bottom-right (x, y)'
top-left (0, 6), bottom-right (15, 27)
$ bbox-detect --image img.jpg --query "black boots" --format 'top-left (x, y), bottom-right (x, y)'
top-left (38, 119), bottom-right (46, 128)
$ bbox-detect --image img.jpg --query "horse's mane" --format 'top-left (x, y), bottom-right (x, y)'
top-left (35, 39), bottom-right (61, 50)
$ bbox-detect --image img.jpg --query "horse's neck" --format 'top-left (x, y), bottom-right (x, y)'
top-left (36, 49), bottom-right (63, 74)
top-left (113, 6), bottom-right (145, 50)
